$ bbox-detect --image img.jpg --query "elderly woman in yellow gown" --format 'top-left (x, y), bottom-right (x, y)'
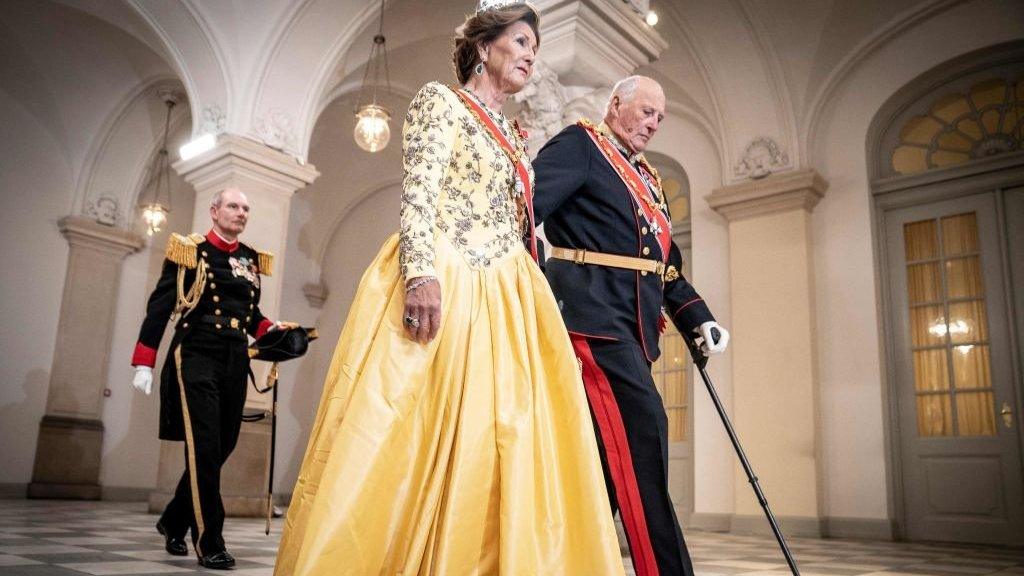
top-left (273, 2), bottom-right (625, 574)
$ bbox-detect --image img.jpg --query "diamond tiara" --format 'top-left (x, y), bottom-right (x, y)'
top-left (476, 0), bottom-right (530, 14)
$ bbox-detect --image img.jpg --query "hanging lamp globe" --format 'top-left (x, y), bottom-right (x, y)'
top-left (353, 103), bottom-right (391, 152)
top-left (141, 202), bottom-right (169, 236)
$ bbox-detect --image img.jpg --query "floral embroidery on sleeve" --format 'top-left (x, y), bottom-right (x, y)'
top-left (399, 82), bottom-right (459, 280)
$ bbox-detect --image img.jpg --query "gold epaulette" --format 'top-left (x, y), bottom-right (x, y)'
top-left (187, 232), bottom-right (205, 244)
top-left (257, 250), bottom-right (274, 277)
top-left (165, 233), bottom-right (198, 269)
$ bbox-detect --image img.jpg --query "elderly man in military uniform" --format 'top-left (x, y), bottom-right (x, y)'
top-left (130, 187), bottom-right (278, 569)
top-left (533, 76), bottom-right (730, 576)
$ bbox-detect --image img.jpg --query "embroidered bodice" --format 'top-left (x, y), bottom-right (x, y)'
top-left (399, 82), bottom-right (534, 279)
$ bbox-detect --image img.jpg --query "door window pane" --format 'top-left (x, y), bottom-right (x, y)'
top-left (911, 306), bottom-right (947, 347)
top-left (952, 345), bottom-right (991, 390)
top-left (653, 323), bottom-right (688, 442)
top-left (945, 257), bottom-right (984, 299)
top-left (941, 213), bottom-right (979, 255)
top-left (956, 392), bottom-right (996, 436)
top-left (905, 220), bottom-right (939, 260)
top-left (913, 349), bottom-right (949, 392)
top-left (917, 394), bottom-right (953, 436)
top-left (907, 262), bottom-right (942, 303)
top-left (903, 212), bottom-right (996, 437)
top-left (948, 300), bottom-right (989, 343)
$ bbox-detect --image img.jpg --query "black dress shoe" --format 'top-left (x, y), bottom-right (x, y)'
top-left (198, 550), bottom-right (236, 570)
top-left (155, 521), bottom-right (188, 556)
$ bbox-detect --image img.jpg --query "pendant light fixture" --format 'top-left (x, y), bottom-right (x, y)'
top-left (140, 90), bottom-right (177, 236)
top-left (353, 0), bottom-right (392, 152)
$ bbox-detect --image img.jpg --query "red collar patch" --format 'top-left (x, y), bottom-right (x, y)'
top-left (206, 230), bottom-right (239, 253)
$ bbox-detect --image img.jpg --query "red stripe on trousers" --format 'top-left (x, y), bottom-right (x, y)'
top-left (571, 334), bottom-right (659, 576)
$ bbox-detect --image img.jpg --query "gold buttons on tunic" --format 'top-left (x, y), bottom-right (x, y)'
top-left (202, 251), bottom-right (208, 257)
top-left (215, 309), bottom-right (222, 315)
top-left (245, 316), bottom-right (251, 322)
top-left (182, 323), bottom-right (189, 329)
top-left (642, 247), bottom-right (650, 255)
top-left (250, 290), bottom-right (255, 297)
top-left (207, 272), bottom-right (214, 279)
top-left (212, 296), bottom-right (220, 302)
top-left (210, 283), bottom-right (217, 289)
top-left (642, 227), bottom-right (649, 235)
top-left (641, 271), bottom-right (648, 276)
top-left (215, 323), bottom-right (222, 329)
top-left (637, 208), bottom-right (644, 217)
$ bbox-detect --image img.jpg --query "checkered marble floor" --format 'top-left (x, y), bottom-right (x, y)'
top-left (0, 500), bottom-right (1021, 575)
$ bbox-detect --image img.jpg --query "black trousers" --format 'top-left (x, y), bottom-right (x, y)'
top-left (571, 334), bottom-right (694, 576)
top-left (158, 328), bottom-right (249, 556)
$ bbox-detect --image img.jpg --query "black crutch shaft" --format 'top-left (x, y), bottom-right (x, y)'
top-left (265, 382), bottom-right (278, 535)
top-left (685, 332), bottom-right (801, 576)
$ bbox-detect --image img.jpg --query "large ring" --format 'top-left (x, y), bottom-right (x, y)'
top-left (403, 315), bottom-right (421, 328)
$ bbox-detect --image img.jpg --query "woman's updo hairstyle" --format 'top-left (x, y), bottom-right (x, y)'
top-left (453, 5), bottom-right (540, 85)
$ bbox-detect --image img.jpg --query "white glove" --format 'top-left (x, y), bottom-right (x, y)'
top-left (696, 321), bottom-right (729, 355)
top-left (132, 365), bottom-right (153, 395)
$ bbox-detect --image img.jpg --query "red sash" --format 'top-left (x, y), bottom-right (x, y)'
top-left (453, 89), bottom-right (538, 263)
top-left (579, 122), bottom-right (672, 260)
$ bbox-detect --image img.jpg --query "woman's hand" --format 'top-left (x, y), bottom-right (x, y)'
top-left (403, 277), bottom-right (441, 344)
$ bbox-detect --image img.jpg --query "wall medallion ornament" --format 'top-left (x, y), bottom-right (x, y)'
top-left (84, 195), bottom-right (120, 227)
top-left (254, 108), bottom-right (297, 152)
top-left (734, 136), bottom-right (790, 180)
top-left (201, 105), bottom-right (226, 135)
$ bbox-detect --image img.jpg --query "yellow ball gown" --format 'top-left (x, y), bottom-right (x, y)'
top-left (273, 82), bottom-right (625, 576)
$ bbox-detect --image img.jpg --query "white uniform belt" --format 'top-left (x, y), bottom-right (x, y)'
top-left (548, 246), bottom-right (665, 276)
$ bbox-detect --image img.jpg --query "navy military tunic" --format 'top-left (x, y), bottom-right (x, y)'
top-left (131, 230), bottom-right (273, 556)
top-left (533, 122), bottom-right (718, 576)
top-left (533, 123), bottom-right (715, 359)
top-left (132, 231), bottom-right (273, 440)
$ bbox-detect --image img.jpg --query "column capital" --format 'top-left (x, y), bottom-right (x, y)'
top-left (59, 216), bottom-right (144, 256)
top-left (535, 0), bottom-right (667, 87)
top-left (173, 134), bottom-right (320, 198)
top-left (708, 168), bottom-right (829, 222)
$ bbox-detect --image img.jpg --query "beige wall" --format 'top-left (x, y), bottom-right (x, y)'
top-left (730, 209), bottom-right (819, 518)
top-left (645, 114), bottom-right (736, 517)
top-left (809, 0), bottom-right (1024, 521)
top-left (0, 90), bottom-right (73, 488)
top-left (100, 174), bottom-right (195, 492)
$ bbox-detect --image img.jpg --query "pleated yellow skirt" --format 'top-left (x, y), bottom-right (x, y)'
top-left (274, 234), bottom-right (625, 576)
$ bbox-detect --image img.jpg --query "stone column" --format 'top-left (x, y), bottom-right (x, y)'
top-left (28, 217), bottom-right (144, 499)
top-left (707, 168), bottom-right (828, 536)
top-left (148, 134), bottom-right (319, 515)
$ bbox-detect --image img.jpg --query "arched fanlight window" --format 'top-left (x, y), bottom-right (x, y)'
top-left (892, 78), bottom-right (1023, 175)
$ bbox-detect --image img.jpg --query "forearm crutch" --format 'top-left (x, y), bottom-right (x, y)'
top-left (683, 329), bottom-right (801, 575)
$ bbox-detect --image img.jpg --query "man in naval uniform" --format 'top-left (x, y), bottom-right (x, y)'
top-left (533, 76), bottom-right (730, 576)
top-left (130, 187), bottom-right (279, 569)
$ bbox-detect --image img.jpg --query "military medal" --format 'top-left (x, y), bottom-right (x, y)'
top-left (578, 119), bottom-right (673, 259)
